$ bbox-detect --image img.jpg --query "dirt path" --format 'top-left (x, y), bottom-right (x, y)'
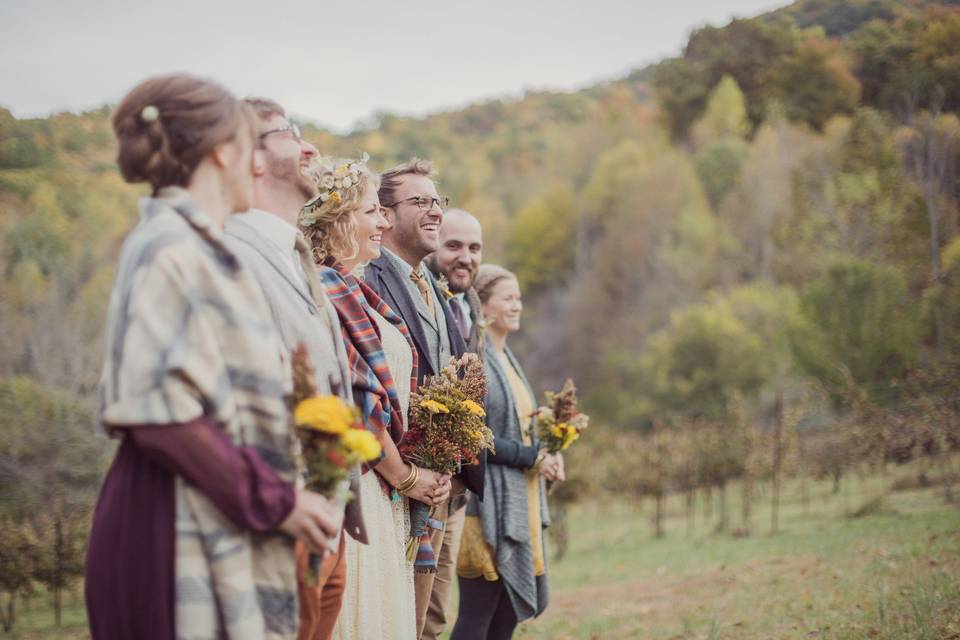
top-left (537, 554), bottom-right (821, 626)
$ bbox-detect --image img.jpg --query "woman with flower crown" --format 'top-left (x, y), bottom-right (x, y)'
top-left (300, 156), bottom-right (451, 639)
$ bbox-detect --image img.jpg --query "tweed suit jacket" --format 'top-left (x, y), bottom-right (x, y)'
top-left (225, 214), bottom-right (367, 544)
top-left (364, 249), bottom-right (486, 499)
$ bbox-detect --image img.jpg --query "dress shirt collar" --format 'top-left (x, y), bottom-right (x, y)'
top-left (234, 209), bottom-right (300, 255)
top-left (382, 247), bottom-right (423, 279)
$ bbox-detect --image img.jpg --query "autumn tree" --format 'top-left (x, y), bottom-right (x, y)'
top-left (793, 259), bottom-right (919, 405)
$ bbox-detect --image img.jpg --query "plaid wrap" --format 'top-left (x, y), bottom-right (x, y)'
top-left (98, 187), bottom-right (298, 639)
top-left (317, 262), bottom-right (417, 446)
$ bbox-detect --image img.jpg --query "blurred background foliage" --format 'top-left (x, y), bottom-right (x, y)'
top-left (1, 0), bottom-right (960, 633)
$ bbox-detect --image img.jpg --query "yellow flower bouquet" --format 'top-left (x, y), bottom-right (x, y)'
top-left (400, 353), bottom-right (494, 474)
top-left (290, 345), bottom-right (382, 498)
top-left (398, 353), bottom-right (495, 570)
top-left (290, 344), bottom-right (382, 579)
top-left (533, 378), bottom-right (590, 454)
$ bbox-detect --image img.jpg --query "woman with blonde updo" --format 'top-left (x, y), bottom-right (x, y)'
top-left (451, 265), bottom-right (564, 640)
top-left (86, 74), bottom-right (340, 640)
top-left (300, 157), bottom-right (450, 639)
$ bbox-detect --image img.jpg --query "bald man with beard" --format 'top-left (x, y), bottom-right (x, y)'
top-left (423, 208), bottom-right (485, 639)
top-left (427, 209), bottom-right (484, 355)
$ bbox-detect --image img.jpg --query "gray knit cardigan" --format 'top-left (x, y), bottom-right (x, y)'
top-left (465, 336), bottom-right (550, 621)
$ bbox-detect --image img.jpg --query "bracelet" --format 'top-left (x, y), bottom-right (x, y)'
top-left (399, 466), bottom-right (419, 495)
top-left (395, 464), bottom-right (420, 495)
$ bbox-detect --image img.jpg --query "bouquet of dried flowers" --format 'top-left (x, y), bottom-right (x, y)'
top-left (533, 379), bottom-right (589, 454)
top-left (398, 353), bottom-right (494, 571)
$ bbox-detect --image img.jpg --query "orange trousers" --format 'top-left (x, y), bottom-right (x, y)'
top-left (296, 536), bottom-right (347, 640)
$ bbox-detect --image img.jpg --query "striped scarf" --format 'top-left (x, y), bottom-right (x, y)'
top-left (317, 262), bottom-right (417, 446)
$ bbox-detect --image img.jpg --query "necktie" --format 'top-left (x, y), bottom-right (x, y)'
top-left (410, 270), bottom-right (435, 315)
top-left (450, 297), bottom-right (469, 340)
top-left (293, 233), bottom-right (333, 330)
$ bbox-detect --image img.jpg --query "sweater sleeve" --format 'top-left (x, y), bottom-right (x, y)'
top-left (488, 435), bottom-right (539, 469)
top-left (129, 417), bottom-right (295, 532)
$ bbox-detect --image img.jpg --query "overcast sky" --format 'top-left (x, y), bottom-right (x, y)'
top-left (1, 0), bottom-right (784, 131)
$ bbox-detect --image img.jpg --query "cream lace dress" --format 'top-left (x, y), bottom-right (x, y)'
top-left (332, 310), bottom-right (416, 640)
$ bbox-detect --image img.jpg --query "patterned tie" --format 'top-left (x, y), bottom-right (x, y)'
top-left (409, 269), bottom-right (435, 315)
top-left (449, 296), bottom-right (469, 340)
top-left (293, 232), bottom-right (332, 330)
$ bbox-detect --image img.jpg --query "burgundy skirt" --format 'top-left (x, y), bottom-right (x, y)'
top-left (85, 436), bottom-right (176, 639)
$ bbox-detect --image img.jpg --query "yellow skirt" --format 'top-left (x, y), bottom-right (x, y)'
top-left (457, 469), bottom-right (545, 580)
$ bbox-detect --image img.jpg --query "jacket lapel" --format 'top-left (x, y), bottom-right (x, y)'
top-left (465, 288), bottom-right (483, 354)
top-left (368, 257), bottom-right (435, 377)
top-left (429, 272), bottom-right (467, 358)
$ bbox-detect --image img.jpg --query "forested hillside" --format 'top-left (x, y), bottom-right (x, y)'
top-left (2, 0), bottom-right (960, 555)
top-left (3, 0), bottom-right (958, 419)
top-left (2, 0), bottom-right (959, 629)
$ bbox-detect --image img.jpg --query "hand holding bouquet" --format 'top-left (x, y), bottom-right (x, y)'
top-left (533, 378), bottom-right (589, 454)
top-left (398, 353), bottom-right (495, 571)
top-left (290, 344), bottom-right (381, 580)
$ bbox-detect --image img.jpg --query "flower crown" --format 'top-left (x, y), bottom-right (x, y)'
top-left (302, 153), bottom-right (370, 222)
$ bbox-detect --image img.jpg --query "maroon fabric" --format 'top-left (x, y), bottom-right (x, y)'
top-left (85, 418), bottom-right (296, 639)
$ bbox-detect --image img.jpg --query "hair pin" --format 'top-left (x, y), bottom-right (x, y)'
top-left (140, 105), bottom-right (159, 122)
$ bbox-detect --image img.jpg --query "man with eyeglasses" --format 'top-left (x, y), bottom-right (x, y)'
top-left (224, 97), bottom-right (366, 640)
top-left (364, 159), bottom-right (486, 640)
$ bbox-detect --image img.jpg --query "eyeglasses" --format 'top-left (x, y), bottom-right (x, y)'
top-left (383, 195), bottom-right (450, 212)
top-left (259, 123), bottom-right (302, 142)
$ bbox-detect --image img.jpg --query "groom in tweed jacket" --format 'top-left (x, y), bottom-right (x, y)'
top-left (364, 160), bottom-right (485, 639)
top-left (224, 98), bottom-right (365, 640)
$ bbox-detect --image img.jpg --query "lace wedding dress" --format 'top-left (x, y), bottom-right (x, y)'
top-left (332, 310), bottom-right (416, 640)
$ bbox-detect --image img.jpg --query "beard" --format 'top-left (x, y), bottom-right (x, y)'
top-left (394, 217), bottom-right (436, 263)
top-left (446, 267), bottom-right (474, 293)
top-left (267, 153), bottom-right (317, 200)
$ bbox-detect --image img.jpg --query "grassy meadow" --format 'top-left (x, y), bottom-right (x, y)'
top-left (6, 464), bottom-right (960, 639)
top-left (446, 464), bottom-right (960, 640)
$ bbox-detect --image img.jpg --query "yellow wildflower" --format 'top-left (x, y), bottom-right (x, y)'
top-left (561, 428), bottom-right (580, 450)
top-left (341, 428), bottom-right (382, 461)
top-left (420, 399), bottom-right (450, 414)
top-left (462, 399), bottom-right (486, 417)
top-left (330, 191), bottom-right (342, 205)
top-left (294, 396), bottom-right (355, 435)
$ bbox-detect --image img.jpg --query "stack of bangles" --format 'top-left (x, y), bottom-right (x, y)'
top-left (395, 464), bottom-right (420, 496)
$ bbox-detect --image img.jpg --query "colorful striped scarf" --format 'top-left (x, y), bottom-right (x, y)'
top-left (317, 262), bottom-right (417, 446)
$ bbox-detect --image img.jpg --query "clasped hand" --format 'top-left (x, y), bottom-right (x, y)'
top-left (278, 488), bottom-right (344, 557)
top-left (538, 451), bottom-right (565, 482)
top-left (406, 467), bottom-right (452, 507)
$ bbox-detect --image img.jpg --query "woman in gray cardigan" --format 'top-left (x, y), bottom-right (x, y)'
top-left (451, 265), bottom-right (565, 640)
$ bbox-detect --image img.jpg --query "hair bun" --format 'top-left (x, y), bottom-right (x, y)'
top-left (115, 112), bottom-right (186, 188)
top-left (112, 74), bottom-right (241, 192)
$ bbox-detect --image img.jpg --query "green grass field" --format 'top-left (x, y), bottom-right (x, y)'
top-left (8, 467), bottom-right (959, 639)
top-left (507, 472), bottom-right (960, 640)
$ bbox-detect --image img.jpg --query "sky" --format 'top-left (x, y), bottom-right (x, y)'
top-left (0, 0), bottom-right (786, 132)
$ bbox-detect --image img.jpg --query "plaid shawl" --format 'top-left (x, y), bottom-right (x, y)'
top-left (317, 262), bottom-right (417, 446)
top-left (99, 188), bottom-right (298, 638)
